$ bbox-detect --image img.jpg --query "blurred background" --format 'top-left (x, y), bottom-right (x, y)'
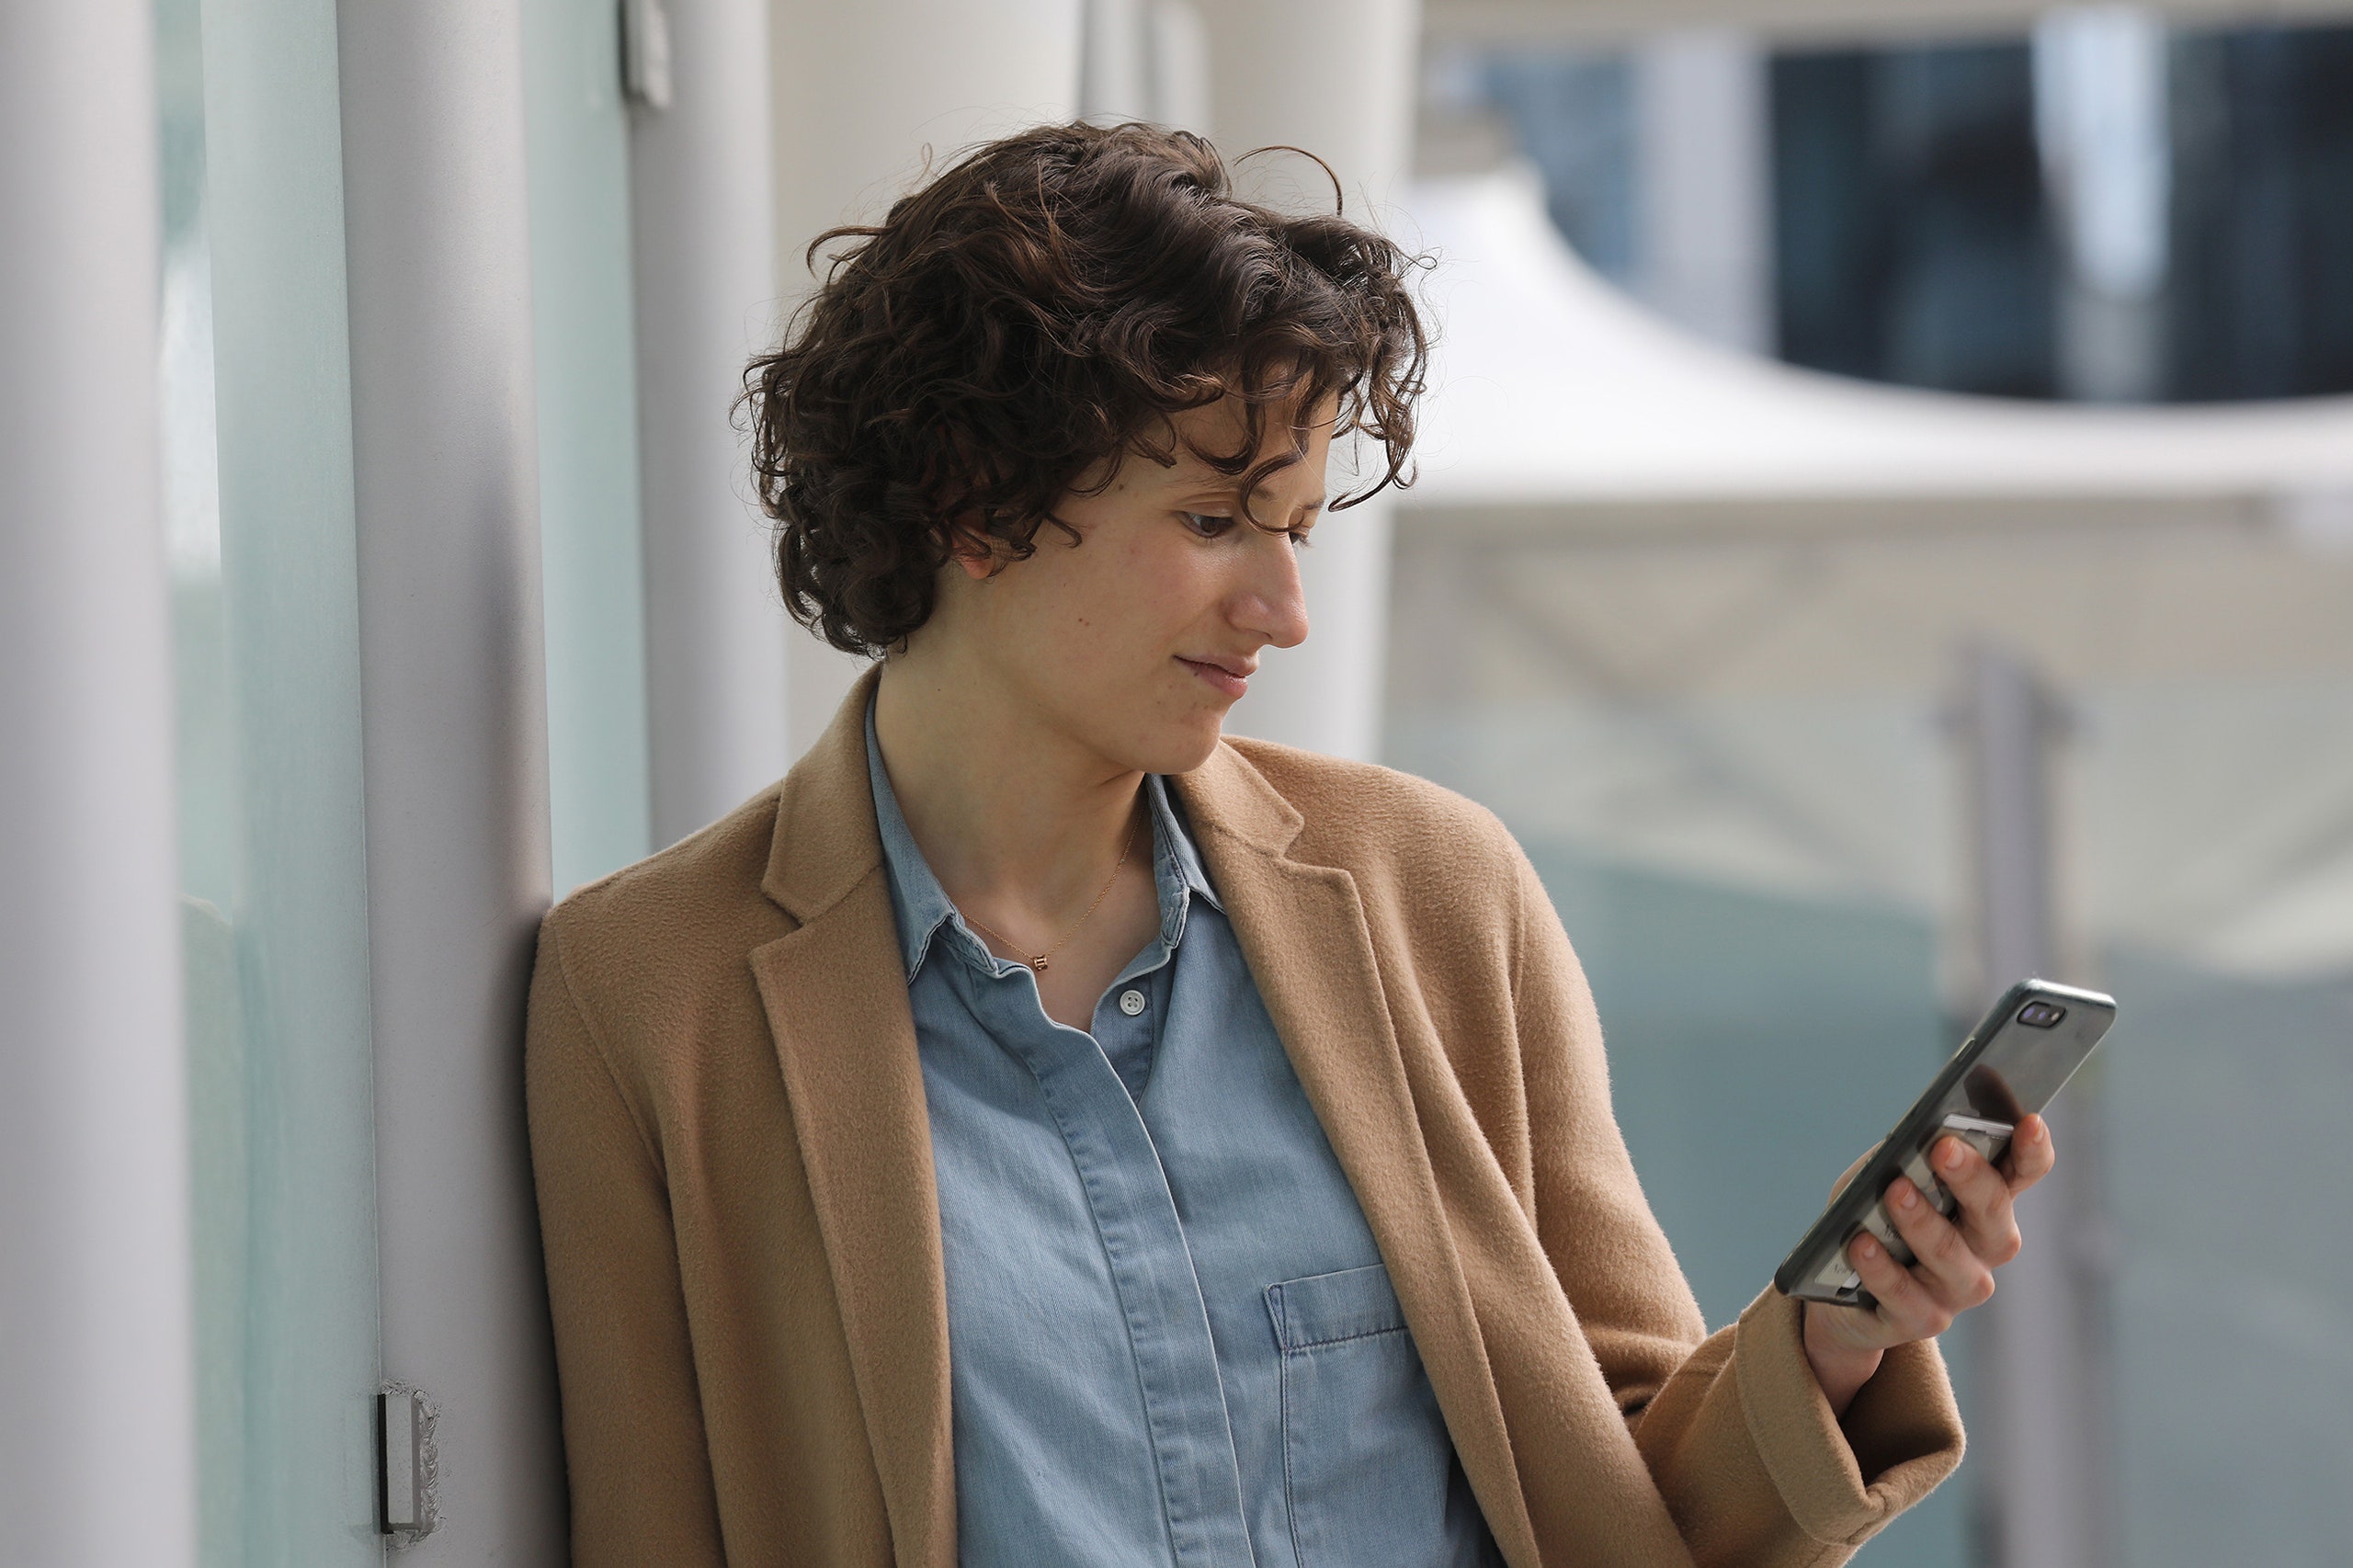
top-left (6, 0), bottom-right (2351, 1563)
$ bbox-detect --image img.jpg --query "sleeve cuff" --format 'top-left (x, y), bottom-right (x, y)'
top-left (1730, 1288), bottom-right (1967, 1546)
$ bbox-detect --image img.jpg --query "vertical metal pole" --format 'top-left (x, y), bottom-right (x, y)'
top-left (0, 6), bottom-right (197, 1565)
top-left (1953, 640), bottom-right (2109, 1568)
top-left (632, 0), bottom-right (793, 846)
top-left (337, 0), bottom-right (567, 1559)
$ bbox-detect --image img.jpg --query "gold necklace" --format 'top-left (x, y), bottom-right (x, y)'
top-left (958, 814), bottom-right (1142, 974)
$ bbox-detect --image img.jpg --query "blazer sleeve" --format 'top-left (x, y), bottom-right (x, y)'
top-left (526, 916), bottom-right (729, 1568)
top-left (1505, 842), bottom-right (1966, 1568)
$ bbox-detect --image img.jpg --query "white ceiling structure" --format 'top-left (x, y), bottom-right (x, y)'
top-left (1401, 167), bottom-right (2353, 512)
top-left (1388, 169), bottom-right (2353, 978)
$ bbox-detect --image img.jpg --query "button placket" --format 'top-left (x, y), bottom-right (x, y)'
top-left (983, 983), bottom-right (1256, 1568)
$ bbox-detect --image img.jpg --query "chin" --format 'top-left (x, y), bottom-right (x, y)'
top-left (1120, 710), bottom-right (1228, 778)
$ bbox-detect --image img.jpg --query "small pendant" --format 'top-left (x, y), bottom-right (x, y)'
top-left (1029, 955), bottom-right (1049, 972)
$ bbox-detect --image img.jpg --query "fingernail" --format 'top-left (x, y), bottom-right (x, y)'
top-left (1854, 1235), bottom-right (1879, 1259)
top-left (1938, 1139), bottom-right (1966, 1170)
top-left (1895, 1181), bottom-right (1919, 1210)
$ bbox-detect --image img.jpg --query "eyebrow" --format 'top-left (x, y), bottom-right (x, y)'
top-left (1173, 485), bottom-right (1325, 509)
top-left (1211, 495), bottom-right (1327, 526)
top-left (1166, 467), bottom-right (1326, 519)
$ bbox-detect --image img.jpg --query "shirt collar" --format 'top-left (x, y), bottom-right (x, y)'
top-left (865, 693), bottom-right (1221, 983)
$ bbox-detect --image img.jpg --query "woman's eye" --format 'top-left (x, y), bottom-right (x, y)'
top-left (1180, 511), bottom-right (1234, 538)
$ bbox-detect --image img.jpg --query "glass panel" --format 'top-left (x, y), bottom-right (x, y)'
top-left (524, 0), bottom-right (654, 892)
top-left (2104, 957), bottom-right (2353, 1565)
top-left (159, 0), bottom-right (385, 1562)
top-left (2085, 676), bottom-right (2353, 1562)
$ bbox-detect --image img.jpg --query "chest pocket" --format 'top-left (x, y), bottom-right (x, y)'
top-left (1264, 1264), bottom-right (1498, 1568)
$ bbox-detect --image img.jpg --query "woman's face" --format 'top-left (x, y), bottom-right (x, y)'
top-left (926, 396), bottom-right (1329, 777)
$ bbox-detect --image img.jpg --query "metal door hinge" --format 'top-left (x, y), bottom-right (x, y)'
top-left (379, 1381), bottom-right (442, 1546)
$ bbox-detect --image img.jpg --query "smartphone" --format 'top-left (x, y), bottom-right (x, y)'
top-left (1774, 978), bottom-right (2118, 1309)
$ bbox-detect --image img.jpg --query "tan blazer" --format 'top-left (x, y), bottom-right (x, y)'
top-left (526, 670), bottom-right (1963, 1568)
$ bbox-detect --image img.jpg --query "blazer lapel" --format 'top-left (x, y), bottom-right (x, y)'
top-left (752, 668), bottom-right (954, 1568)
top-left (1176, 745), bottom-right (1544, 1568)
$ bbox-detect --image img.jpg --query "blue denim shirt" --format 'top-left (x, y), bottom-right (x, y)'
top-left (866, 706), bottom-right (1499, 1568)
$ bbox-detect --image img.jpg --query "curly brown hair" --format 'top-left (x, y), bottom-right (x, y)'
top-left (743, 120), bottom-right (1430, 657)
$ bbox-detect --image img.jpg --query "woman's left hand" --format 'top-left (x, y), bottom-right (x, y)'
top-left (1800, 1113), bottom-right (2057, 1416)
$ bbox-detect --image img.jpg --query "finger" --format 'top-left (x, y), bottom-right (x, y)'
top-left (2001, 1114), bottom-right (2055, 1193)
top-left (1886, 1176), bottom-right (1998, 1306)
top-left (1847, 1231), bottom-right (1953, 1343)
top-left (1932, 1138), bottom-right (2023, 1267)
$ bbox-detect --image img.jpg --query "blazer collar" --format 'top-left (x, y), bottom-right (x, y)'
top-left (1165, 733), bottom-right (1304, 860)
top-left (760, 662), bottom-right (887, 925)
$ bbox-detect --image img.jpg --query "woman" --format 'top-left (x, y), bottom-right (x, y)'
top-left (527, 122), bottom-right (2050, 1568)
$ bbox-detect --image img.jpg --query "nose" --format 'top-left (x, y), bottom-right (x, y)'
top-left (1230, 530), bottom-right (1311, 651)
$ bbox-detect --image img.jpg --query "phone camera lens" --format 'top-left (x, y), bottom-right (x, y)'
top-left (2017, 1001), bottom-right (2066, 1028)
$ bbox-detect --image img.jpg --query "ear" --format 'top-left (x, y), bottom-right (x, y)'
top-left (950, 538), bottom-right (998, 581)
top-left (942, 516), bottom-right (1000, 581)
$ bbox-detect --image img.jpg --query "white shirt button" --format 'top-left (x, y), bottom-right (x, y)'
top-left (1118, 988), bottom-right (1147, 1017)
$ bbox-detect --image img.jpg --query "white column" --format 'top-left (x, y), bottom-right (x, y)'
top-left (337, 0), bottom-right (568, 1559)
top-left (1192, 0), bottom-right (1421, 761)
top-left (1633, 29), bottom-right (1773, 354)
top-left (633, 0), bottom-right (792, 844)
top-left (1082, 0), bottom-right (1151, 119)
top-left (769, 0), bottom-right (1086, 757)
top-left (2035, 6), bottom-right (2170, 403)
top-left (0, 6), bottom-right (196, 1567)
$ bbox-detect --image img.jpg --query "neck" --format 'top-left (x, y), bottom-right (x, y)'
top-left (871, 653), bottom-right (1144, 924)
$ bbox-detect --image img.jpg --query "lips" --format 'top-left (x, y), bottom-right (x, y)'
top-left (1177, 653), bottom-right (1254, 700)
